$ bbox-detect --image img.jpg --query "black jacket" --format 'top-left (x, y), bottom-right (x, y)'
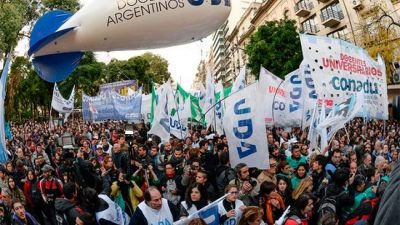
top-left (54, 198), bottom-right (81, 225)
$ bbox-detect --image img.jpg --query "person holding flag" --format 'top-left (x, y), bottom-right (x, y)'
top-left (218, 184), bottom-right (246, 225)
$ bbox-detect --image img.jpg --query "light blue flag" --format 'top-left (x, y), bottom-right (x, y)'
top-left (0, 54), bottom-right (12, 163)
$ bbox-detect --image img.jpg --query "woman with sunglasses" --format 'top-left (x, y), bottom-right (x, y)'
top-left (219, 184), bottom-right (246, 225)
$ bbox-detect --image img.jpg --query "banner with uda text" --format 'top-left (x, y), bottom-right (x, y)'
top-left (223, 83), bottom-right (269, 169)
top-left (300, 34), bottom-right (388, 120)
top-left (82, 91), bottom-right (142, 122)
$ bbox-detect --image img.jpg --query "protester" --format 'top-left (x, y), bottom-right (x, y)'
top-left (129, 186), bottom-right (180, 225)
top-left (180, 183), bottom-right (208, 217)
top-left (218, 184), bottom-right (246, 225)
top-left (283, 193), bottom-right (315, 225)
top-left (2, 116), bottom-right (400, 225)
top-left (237, 206), bottom-right (264, 225)
top-left (11, 200), bottom-right (40, 225)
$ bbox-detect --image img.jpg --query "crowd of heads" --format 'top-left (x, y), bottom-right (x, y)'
top-left (1, 117), bottom-right (397, 225)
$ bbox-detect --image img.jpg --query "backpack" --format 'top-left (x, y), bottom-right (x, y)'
top-left (281, 215), bottom-right (302, 225)
top-left (318, 186), bottom-right (346, 219)
top-left (216, 166), bottom-right (235, 195)
top-left (56, 204), bottom-right (84, 225)
top-left (55, 212), bottom-right (69, 225)
top-left (30, 181), bottom-right (42, 205)
top-left (344, 198), bottom-right (378, 225)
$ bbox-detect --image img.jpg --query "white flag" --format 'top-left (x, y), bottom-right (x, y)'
top-left (231, 66), bottom-right (246, 93)
top-left (317, 93), bottom-right (364, 141)
top-left (273, 69), bottom-right (303, 128)
top-left (204, 69), bottom-right (215, 129)
top-left (51, 83), bottom-right (75, 114)
top-left (148, 81), bottom-right (171, 142)
top-left (300, 63), bottom-right (318, 129)
top-left (223, 82), bottom-right (269, 169)
top-left (166, 82), bottom-right (188, 140)
top-left (214, 81), bottom-right (224, 135)
top-left (259, 67), bottom-right (284, 126)
top-left (141, 94), bottom-right (151, 123)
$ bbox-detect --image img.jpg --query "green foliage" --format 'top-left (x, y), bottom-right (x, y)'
top-left (0, 0), bottom-right (78, 58)
top-left (104, 52), bottom-right (171, 93)
top-left (246, 19), bottom-right (303, 79)
top-left (0, 0), bottom-right (38, 54)
top-left (42, 0), bottom-right (79, 12)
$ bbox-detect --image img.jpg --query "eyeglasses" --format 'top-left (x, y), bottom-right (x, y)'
top-left (270, 163), bottom-right (278, 167)
top-left (229, 192), bottom-right (238, 195)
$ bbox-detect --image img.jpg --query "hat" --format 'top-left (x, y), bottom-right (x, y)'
top-left (42, 165), bottom-right (54, 172)
top-left (96, 144), bottom-right (103, 149)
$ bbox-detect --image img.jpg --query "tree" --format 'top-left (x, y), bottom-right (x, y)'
top-left (59, 52), bottom-right (106, 107)
top-left (246, 19), bottom-right (303, 79)
top-left (104, 52), bottom-right (171, 93)
top-left (0, 0), bottom-right (38, 56)
top-left (357, 6), bottom-right (400, 84)
top-left (0, 0), bottom-right (79, 59)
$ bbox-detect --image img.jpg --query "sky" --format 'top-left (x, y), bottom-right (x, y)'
top-left (93, 37), bottom-right (212, 90)
top-left (14, 0), bottom-right (216, 90)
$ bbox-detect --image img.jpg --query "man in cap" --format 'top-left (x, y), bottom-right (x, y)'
top-left (39, 165), bottom-right (64, 225)
top-left (95, 144), bottom-right (107, 164)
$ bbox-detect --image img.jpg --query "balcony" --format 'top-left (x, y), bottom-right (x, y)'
top-left (295, 1), bottom-right (314, 17)
top-left (300, 24), bottom-right (319, 34)
top-left (321, 10), bottom-right (344, 27)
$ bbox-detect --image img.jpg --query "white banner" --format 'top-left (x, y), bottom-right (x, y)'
top-left (51, 83), bottom-right (75, 114)
top-left (300, 34), bottom-right (388, 120)
top-left (141, 94), bottom-right (151, 123)
top-left (223, 82), bottom-right (269, 169)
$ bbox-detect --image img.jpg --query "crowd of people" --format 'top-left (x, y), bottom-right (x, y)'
top-left (1, 117), bottom-right (397, 225)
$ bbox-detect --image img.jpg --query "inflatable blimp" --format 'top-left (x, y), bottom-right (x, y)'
top-left (29, 0), bottom-right (231, 82)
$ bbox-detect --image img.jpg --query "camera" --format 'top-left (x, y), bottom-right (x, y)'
top-left (249, 179), bottom-right (257, 188)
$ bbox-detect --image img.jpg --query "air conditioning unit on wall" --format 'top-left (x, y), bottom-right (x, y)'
top-left (352, 0), bottom-right (363, 10)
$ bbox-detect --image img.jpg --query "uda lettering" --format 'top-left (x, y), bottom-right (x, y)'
top-left (232, 99), bottom-right (256, 159)
top-left (289, 74), bottom-right (302, 113)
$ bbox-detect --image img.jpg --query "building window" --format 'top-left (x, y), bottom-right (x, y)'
top-left (327, 26), bottom-right (348, 40)
top-left (320, 2), bottom-right (344, 22)
top-left (301, 16), bottom-right (319, 34)
top-left (295, 0), bottom-right (314, 11)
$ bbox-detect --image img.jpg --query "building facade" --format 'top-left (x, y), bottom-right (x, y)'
top-left (205, 0), bottom-right (400, 86)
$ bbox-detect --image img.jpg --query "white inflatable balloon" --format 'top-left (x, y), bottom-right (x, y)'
top-left (29, 0), bottom-right (231, 82)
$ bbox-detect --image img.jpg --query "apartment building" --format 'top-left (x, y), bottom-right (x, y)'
top-left (217, 0), bottom-right (400, 85)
